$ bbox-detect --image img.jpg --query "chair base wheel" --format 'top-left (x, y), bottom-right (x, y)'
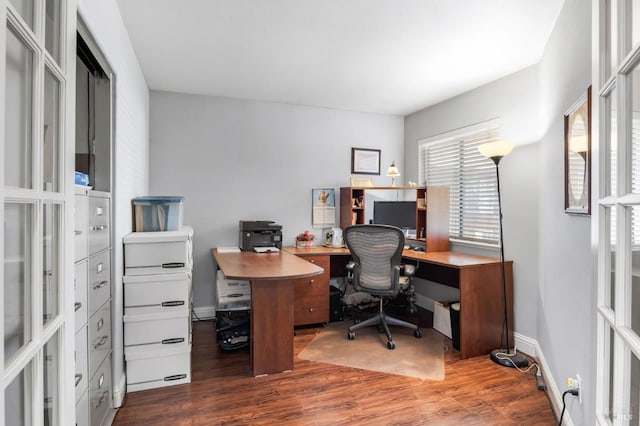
top-left (347, 331), bottom-right (355, 340)
top-left (387, 340), bottom-right (396, 350)
top-left (414, 329), bottom-right (422, 338)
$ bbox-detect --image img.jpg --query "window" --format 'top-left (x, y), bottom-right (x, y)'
top-left (418, 121), bottom-right (500, 245)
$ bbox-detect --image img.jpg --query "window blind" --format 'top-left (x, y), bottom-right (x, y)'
top-left (419, 126), bottom-right (501, 245)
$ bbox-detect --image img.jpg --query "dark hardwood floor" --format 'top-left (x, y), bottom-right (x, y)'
top-left (113, 318), bottom-right (557, 425)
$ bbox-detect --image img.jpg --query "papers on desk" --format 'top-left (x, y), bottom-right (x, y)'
top-left (253, 246), bottom-right (280, 253)
top-left (217, 246), bottom-right (241, 253)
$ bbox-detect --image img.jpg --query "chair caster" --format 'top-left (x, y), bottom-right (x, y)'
top-left (347, 331), bottom-right (355, 340)
top-left (387, 340), bottom-right (396, 350)
top-left (414, 329), bottom-right (422, 338)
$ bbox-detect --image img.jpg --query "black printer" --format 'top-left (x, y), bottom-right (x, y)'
top-left (239, 220), bottom-right (283, 251)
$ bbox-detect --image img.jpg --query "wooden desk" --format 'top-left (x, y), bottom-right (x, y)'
top-left (284, 246), bottom-right (513, 360)
top-left (211, 249), bottom-right (324, 376)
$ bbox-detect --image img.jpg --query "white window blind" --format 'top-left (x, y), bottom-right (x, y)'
top-left (419, 125), bottom-right (501, 245)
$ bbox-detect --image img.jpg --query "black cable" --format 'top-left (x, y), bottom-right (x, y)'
top-left (558, 389), bottom-right (579, 425)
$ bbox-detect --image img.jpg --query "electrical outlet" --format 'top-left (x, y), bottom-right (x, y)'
top-left (567, 374), bottom-right (582, 404)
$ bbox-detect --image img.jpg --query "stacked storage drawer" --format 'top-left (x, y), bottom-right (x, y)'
top-left (123, 227), bottom-right (193, 392)
top-left (292, 255), bottom-right (330, 326)
top-left (74, 188), bottom-right (116, 426)
top-left (216, 270), bottom-right (250, 311)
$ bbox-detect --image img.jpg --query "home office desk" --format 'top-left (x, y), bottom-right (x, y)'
top-left (284, 246), bottom-right (513, 360)
top-left (211, 249), bottom-right (324, 376)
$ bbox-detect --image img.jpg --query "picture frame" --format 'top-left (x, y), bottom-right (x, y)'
top-left (564, 86), bottom-right (591, 215)
top-left (351, 147), bottom-right (381, 175)
top-left (312, 188), bottom-right (336, 228)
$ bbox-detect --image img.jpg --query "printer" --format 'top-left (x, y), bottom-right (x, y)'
top-left (239, 220), bottom-right (283, 251)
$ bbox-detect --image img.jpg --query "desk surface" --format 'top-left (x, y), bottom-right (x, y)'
top-left (212, 249), bottom-right (324, 281)
top-left (284, 246), bottom-right (509, 268)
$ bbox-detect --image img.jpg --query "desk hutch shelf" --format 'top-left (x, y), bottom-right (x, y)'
top-left (339, 186), bottom-right (450, 252)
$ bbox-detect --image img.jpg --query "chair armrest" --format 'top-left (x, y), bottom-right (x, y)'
top-left (346, 261), bottom-right (355, 271)
top-left (403, 264), bottom-right (415, 277)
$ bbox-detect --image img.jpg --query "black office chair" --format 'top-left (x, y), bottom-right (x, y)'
top-left (343, 224), bottom-right (421, 349)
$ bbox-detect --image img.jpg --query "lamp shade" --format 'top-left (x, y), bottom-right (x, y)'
top-left (386, 163), bottom-right (400, 177)
top-left (478, 141), bottom-right (514, 159)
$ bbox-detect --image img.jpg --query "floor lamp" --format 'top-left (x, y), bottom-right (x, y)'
top-left (478, 141), bottom-right (529, 369)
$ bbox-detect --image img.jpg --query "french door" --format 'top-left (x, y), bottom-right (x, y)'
top-left (1, 0), bottom-right (75, 425)
top-left (595, 0), bottom-right (640, 424)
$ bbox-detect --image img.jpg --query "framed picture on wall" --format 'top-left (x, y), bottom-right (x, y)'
top-left (351, 148), bottom-right (381, 175)
top-left (564, 86), bottom-right (591, 215)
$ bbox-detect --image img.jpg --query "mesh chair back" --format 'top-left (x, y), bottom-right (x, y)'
top-left (344, 225), bottom-right (405, 296)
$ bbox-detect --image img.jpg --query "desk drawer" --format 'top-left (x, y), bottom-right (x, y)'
top-left (88, 195), bottom-right (110, 256)
top-left (300, 255), bottom-right (330, 276)
top-left (89, 354), bottom-right (112, 426)
top-left (293, 276), bottom-right (329, 326)
top-left (88, 302), bottom-right (111, 379)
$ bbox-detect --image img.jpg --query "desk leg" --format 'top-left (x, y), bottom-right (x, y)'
top-left (250, 279), bottom-right (295, 376)
top-left (459, 262), bottom-right (514, 359)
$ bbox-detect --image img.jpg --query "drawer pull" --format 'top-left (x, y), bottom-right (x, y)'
top-left (93, 280), bottom-right (108, 290)
top-left (90, 225), bottom-right (107, 231)
top-left (309, 308), bottom-right (314, 312)
top-left (95, 390), bottom-right (109, 408)
top-left (74, 302), bottom-right (82, 312)
top-left (309, 259), bottom-right (316, 263)
top-left (162, 337), bottom-right (185, 345)
top-left (162, 262), bottom-right (185, 269)
top-left (309, 279), bottom-right (314, 285)
top-left (75, 373), bottom-right (83, 387)
top-left (93, 335), bottom-right (108, 349)
top-left (161, 300), bottom-right (185, 307)
top-left (226, 293), bottom-right (244, 298)
top-left (74, 230), bottom-right (82, 235)
top-left (164, 374), bottom-right (187, 382)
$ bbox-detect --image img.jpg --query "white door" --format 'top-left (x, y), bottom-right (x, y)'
top-left (1, 0), bottom-right (75, 424)
top-left (594, 0), bottom-right (640, 424)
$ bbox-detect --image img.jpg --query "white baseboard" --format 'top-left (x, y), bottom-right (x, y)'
top-left (192, 305), bottom-right (216, 321)
top-left (112, 372), bottom-right (126, 408)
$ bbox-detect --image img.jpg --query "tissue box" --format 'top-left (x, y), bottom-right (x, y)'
top-left (132, 196), bottom-right (184, 232)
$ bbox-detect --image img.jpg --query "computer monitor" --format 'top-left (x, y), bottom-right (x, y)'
top-left (373, 201), bottom-right (416, 230)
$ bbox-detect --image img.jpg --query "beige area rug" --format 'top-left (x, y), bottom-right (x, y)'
top-left (298, 322), bottom-right (445, 381)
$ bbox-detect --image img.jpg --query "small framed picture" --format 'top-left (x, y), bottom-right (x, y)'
top-left (351, 148), bottom-right (381, 175)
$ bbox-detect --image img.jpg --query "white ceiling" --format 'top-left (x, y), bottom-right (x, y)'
top-left (116, 0), bottom-right (564, 116)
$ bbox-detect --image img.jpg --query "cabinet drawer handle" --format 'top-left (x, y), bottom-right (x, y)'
top-left (75, 373), bottom-right (83, 387)
top-left (75, 230), bottom-right (82, 236)
top-left (161, 300), bottom-right (185, 307)
top-left (74, 302), bottom-right (82, 312)
top-left (162, 337), bottom-right (185, 345)
top-left (93, 280), bottom-right (108, 290)
top-left (93, 335), bottom-right (108, 349)
top-left (309, 259), bottom-right (315, 263)
top-left (164, 374), bottom-right (187, 382)
top-left (162, 262), bottom-right (185, 269)
top-left (308, 308), bottom-right (314, 312)
top-left (90, 225), bottom-right (107, 231)
top-left (95, 390), bottom-right (109, 408)
top-left (308, 279), bottom-right (314, 285)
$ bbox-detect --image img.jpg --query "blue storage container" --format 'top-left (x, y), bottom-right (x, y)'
top-left (132, 196), bottom-right (184, 232)
top-left (75, 171), bottom-right (90, 186)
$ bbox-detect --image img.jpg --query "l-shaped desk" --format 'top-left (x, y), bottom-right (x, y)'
top-left (212, 246), bottom-right (514, 376)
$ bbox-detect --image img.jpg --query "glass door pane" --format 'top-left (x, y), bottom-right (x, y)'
top-left (44, 0), bottom-right (61, 64)
top-left (5, 359), bottom-right (33, 426)
top-left (44, 332), bottom-right (60, 426)
top-left (5, 24), bottom-right (34, 189)
top-left (43, 67), bottom-right (60, 192)
top-left (607, 0), bottom-right (619, 79)
top-left (4, 202), bottom-right (33, 364)
top-left (8, 0), bottom-right (34, 30)
top-left (42, 203), bottom-right (59, 325)
top-left (608, 89), bottom-right (618, 197)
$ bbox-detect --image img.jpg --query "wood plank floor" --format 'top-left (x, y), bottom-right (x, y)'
top-left (113, 320), bottom-right (557, 425)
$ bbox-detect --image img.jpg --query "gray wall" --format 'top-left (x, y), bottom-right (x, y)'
top-left (149, 91), bottom-right (404, 309)
top-left (404, 0), bottom-right (593, 422)
top-left (404, 66), bottom-right (541, 341)
top-left (538, 0), bottom-right (592, 424)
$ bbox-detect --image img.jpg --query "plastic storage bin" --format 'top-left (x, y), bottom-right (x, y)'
top-left (450, 302), bottom-right (461, 351)
top-left (132, 196), bottom-right (184, 232)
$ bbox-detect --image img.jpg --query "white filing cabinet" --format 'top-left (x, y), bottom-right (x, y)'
top-left (123, 227), bottom-right (193, 392)
top-left (74, 187), bottom-right (116, 426)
